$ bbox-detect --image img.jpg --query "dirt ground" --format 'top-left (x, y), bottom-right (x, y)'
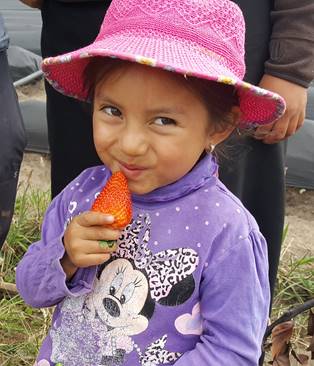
top-left (16, 79), bottom-right (46, 102)
top-left (18, 152), bottom-right (314, 258)
top-left (285, 187), bottom-right (314, 257)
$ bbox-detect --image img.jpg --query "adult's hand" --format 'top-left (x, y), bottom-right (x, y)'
top-left (19, 0), bottom-right (43, 9)
top-left (254, 74), bottom-right (307, 144)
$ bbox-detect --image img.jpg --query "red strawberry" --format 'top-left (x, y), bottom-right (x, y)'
top-left (91, 171), bottom-right (132, 229)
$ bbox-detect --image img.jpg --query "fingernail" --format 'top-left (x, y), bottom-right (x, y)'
top-left (99, 240), bottom-right (117, 251)
top-left (104, 215), bottom-right (114, 222)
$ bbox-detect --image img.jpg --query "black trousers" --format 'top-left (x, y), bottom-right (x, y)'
top-left (226, 0), bottom-right (284, 302)
top-left (227, 1), bottom-right (282, 364)
top-left (219, 139), bottom-right (285, 301)
top-left (0, 50), bottom-right (26, 248)
top-left (41, 0), bottom-right (109, 197)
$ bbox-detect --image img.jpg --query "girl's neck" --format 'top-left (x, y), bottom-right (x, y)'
top-left (131, 154), bottom-right (217, 207)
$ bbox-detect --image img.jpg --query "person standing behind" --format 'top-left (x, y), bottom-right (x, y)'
top-left (0, 14), bottom-right (26, 249)
top-left (220, 0), bottom-right (314, 299)
top-left (20, 0), bottom-right (111, 198)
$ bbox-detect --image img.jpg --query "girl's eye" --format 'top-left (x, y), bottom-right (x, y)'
top-left (103, 106), bottom-right (122, 117)
top-left (154, 117), bottom-right (176, 126)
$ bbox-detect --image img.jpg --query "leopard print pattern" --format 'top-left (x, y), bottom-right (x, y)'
top-left (113, 213), bottom-right (199, 302)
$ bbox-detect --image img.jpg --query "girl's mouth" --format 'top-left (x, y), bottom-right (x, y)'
top-left (119, 162), bottom-right (147, 179)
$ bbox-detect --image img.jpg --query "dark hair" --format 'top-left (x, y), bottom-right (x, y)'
top-left (83, 57), bottom-right (239, 131)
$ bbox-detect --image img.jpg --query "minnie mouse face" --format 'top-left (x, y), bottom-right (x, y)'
top-left (90, 258), bottom-right (150, 335)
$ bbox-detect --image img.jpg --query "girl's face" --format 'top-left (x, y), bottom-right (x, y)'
top-left (93, 64), bottom-right (230, 195)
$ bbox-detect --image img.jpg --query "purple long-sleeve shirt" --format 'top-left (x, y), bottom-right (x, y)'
top-left (16, 155), bottom-right (270, 366)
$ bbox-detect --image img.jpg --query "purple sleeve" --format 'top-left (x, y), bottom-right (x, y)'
top-left (16, 188), bottom-right (97, 308)
top-left (174, 230), bottom-right (270, 365)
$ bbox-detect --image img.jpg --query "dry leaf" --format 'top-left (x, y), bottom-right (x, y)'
top-left (307, 337), bottom-right (314, 360)
top-left (308, 310), bottom-right (314, 336)
top-left (307, 310), bottom-right (314, 360)
top-left (272, 354), bottom-right (291, 366)
top-left (291, 349), bottom-right (309, 365)
top-left (271, 321), bottom-right (293, 358)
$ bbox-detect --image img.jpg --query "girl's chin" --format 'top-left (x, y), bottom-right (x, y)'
top-left (128, 182), bottom-right (156, 195)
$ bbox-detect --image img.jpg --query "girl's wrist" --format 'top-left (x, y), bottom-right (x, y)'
top-left (60, 252), bottom-right (78, 280)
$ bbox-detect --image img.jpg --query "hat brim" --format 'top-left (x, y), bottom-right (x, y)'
top-left (42, 31), bottom-right (285, 125)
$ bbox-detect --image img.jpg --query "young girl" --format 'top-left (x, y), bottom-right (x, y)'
top-left (16, 0), bottom-right (285, 365)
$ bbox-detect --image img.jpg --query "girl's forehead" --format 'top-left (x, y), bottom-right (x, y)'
top-left (96, 63), bottom-right (179, 87)
top-left (94, 63), bottom-right (201, 103)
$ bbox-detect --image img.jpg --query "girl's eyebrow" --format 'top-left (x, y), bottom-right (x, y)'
top-left (146, 106), bottom-right (185, 115)
top-left (95, 94), bottom-right (120, 106)
top-left (95, 93), bottom-right (185, 115)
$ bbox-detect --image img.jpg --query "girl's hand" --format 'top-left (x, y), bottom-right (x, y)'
top-left (61, 211), bottom-right (121, 279)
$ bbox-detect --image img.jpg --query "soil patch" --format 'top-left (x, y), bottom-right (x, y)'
top-left (16, 79), bottom-right (46, 102)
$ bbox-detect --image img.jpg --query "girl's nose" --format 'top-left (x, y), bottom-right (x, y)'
top-left (119, 123), bottom-right (148, 157)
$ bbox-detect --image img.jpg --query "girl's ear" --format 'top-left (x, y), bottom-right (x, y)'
top-left (207, 106), bottom-right (241, 146)
top-left (230, 105), bottom-right (242, 126)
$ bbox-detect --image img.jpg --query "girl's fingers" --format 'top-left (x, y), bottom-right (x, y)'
top-left (81, 226), bottom-right (121, 241)
top-left (98, 240), bottom-right (118, 252)
top-left (75, 211), bottom-right (115, 227)
top-left (74, 252), bottom-right (111, 267)
top-left (81, 239), bottom-right (118, 254)
top-left (66, 239), bottom-right (113, 267)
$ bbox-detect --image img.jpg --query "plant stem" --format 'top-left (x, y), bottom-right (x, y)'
top-left (264, 298), bottom-right (314, 339)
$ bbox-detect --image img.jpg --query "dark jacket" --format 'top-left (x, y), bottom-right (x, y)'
top-left (0, 14), bottom-right (26, 248)
top-left (234, 0), bottom-right (314, 87)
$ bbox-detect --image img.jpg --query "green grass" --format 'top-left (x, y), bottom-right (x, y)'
top-left (0, 189), bottom-right (313, 365)
top-left (273, 223), bottom-right (314, 309)
top-left (0, 296), bottom-right (51, 365)
top-left (0, 188), bottom-right (51, 366)
top-left (270, 232), bottom-right (314, 351)
top-left (1, 188), bottom-right (50, 284)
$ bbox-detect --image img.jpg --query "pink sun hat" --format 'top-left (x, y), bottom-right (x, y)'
top-left (42, 0), bottom-right (285, 126)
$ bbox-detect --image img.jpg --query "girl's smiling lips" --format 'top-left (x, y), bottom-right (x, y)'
top-left (118, 161), bottom-right (147, 179)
